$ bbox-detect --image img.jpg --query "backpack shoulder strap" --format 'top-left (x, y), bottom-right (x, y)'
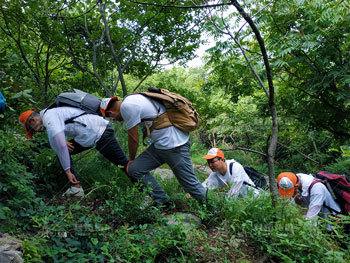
top-left (64, 112), bottom-right (87, 127)
top-left (229, 161), bottom-right (234, 175)
top-left (229, 161), bottom-right (258, 189)
top-left (308, 179), bottom-right (324, 196)
top-left (308, 179), bottom-right (340, 214)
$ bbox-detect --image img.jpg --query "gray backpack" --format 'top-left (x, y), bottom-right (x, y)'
top-left (45, 89), bottom-right (102, 125)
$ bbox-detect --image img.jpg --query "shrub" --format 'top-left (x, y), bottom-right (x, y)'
top-left (222, 193), bottom-right (350, 262)
top-left (0, 130), bottom-right (41, 232)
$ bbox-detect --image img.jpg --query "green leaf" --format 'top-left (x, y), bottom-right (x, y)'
top-left (91, 237), bottom-right (98, 246)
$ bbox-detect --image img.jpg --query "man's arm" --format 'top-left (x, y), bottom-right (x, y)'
top-left (305, 184), bottom-right (325, 219)
top-left (49, 131), bottom-right (80, 185)
top-left (203, 174), bottom-right (222, 190)
top-left (50, 131), bottom-right (71, 171)
top-left (128, 125), bottom-right (139, 161)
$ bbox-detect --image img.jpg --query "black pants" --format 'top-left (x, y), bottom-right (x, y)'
top-left (66, 124), bottom-right (129, 179)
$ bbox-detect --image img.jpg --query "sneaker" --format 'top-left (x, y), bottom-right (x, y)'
top-left (63, 186), bottom-right (85, 198)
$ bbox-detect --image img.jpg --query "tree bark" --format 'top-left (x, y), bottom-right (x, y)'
top-left (98, 0), bottom-right (127, 97)
top-left (231, 0), bottom-right (279, 206)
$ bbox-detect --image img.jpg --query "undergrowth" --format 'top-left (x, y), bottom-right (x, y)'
top-left (1, 129), bottom-right (350, 262)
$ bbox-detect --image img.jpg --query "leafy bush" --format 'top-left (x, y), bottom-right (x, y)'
top-left (0, 130), bottom-right (41, 232)
top-left (22, 190), bottom-right (196, 262)
top-left (222, 193), bottom-right (350, 262)
top-left (325, 158), bottom-right (350, 177)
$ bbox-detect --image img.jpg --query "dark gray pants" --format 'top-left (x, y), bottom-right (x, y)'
top-left (128, 140), bottom-right (205, 204)
top-left (68, 124), bottom-right (128, 178)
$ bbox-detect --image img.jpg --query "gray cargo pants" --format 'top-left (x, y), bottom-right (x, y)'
top-left (128, 140), bottom-right (205, 204)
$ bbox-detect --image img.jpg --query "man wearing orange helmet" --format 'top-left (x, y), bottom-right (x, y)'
top-left (277, 172), bottom-right (341, 223)
top-left (19, 108), bottom-right (128, 197)
top-left (202, 148), bottom-right (261, 198)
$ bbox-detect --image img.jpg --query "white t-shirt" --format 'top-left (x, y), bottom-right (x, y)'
top-left (40, 107), bottom-right (108, 171)
top-left (297, 173), bottom-right (341, 220)
top-left (120, 94), bottom-right (189, 149)
top-left (202, 159), bottom-right (259, 198)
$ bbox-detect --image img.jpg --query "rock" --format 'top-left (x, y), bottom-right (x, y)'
top-left (165, 212), bottom-right (201, 228)
top-left (1, 251), bottom-right (23, 263)
top-left (193, 164), bottom-right (212, 174)
top-left (154, 164), bottom-right (211, 180)
top-left (231, 238), bottom-right (245, 249)
top-left (0, 234), bottom-right (23, 263)
top-left (154, 168), bottom-right (175, 180)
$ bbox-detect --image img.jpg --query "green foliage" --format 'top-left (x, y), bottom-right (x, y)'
top-left (264, 0), bottom-right (350, 138)
top-left (221, 194), bottom-right (350, 262)
top-left (2, 1), bottom-right (350, 262)
top-left (325, 158), bottom-right (350, 176)
top-left (20, 183), bottom-right (196, 262)
top-left (0, 130), bottom-right (41, 232)
top-left (107, 222), bottom-right (193, 262)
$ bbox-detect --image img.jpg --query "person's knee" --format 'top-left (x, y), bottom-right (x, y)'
top-left (128, 162), bottom-right (143, 180)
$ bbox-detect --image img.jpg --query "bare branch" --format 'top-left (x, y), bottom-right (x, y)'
top-left (205, 7), bottom-right (269, 97)
top-left (99, 1), bottom-right (127, 96)
top-left (222, 147), bottom-right (267, 156)
top-left (231, 0), bottom-right (279, 204)
top-left (133, 61), bottom-right (160, 92)
top-left (277, 142), bottom-right (319, 164)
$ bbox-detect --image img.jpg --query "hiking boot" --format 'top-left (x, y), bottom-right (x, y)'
top-left (63, 186), bottom-right (85, 198)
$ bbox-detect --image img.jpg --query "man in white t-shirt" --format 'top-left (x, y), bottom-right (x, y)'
top-left (202, 148), bottom-right (260, 198)
top-left (100, 94), bottom-right (205, 207)
top-left (19, 108), bottom-right (128, 197)
top-left (277, 172), bottom-right (341, 224)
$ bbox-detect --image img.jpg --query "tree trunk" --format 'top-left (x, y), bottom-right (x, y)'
top-left (231, 0), bottom-right (279, 206)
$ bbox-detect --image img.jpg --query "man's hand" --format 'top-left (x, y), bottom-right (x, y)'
top-left (66, 141), bottom-right (74, 153)
top-left (294, 192), bottom-right (304, 206)
top-left (65, 169), bottom-right (80, 185)
top-left (126, 160), bottom-right (133, 174)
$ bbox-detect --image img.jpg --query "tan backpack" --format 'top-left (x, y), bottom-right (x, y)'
top-left (133, 87), bottom-right (201, 141)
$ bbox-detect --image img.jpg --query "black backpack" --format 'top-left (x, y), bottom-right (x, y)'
top-left (45, 89), bottom-right (102, 125)
top-left (229, 162), bottom-right (267, 189)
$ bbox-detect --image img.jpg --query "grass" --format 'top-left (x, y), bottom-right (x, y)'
top-left (4, 133), bottom-right (350, 262)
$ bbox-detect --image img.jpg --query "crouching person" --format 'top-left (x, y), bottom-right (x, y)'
top-left (19, 108), bottom-right (129, 197)
top-left (202, 148), bottom-right (261, 198)
top-left (277, 172), bottom-right (341, 226)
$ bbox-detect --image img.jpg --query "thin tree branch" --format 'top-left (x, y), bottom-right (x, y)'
top-left (222, 147), bottom-right (267, 156)
top-left (98, 0), bottom-right (127, 96)
top-left (133, 61), bottom-right (160, 92)
top-left (236, 1), bottom-right (273, 37)
top-left (127, 0), bottom-right (232, 9)
top-left (205, 7), bottom-right (269, 97)
top-left (277, 142), bottom-right (319, 164)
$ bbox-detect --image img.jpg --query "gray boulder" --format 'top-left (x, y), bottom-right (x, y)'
top-left (0, 233), bottom-right (23, 263)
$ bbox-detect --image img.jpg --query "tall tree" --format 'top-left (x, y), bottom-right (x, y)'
top-left (1, 0), bottom-right (206, 99)
top-left (0, 0), bottom-right (69, 105)
top-left (60, 0), bottom-right (206, 96)
top-left (260, 0), bottom-right (350, 139)
top-left (199, 0), bottom-right (279, 200)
